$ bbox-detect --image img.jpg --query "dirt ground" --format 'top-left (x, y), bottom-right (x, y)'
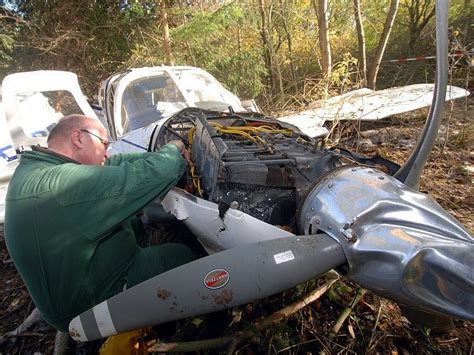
top-left (0, 97), bottom-right (472, 354)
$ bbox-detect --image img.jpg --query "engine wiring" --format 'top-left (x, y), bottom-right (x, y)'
top-left (188, 160), bottom-right (203, 197)
top-left (184, 120), bottom-right (313, 196)
top-left (210, 122), bottom-right (294, 145)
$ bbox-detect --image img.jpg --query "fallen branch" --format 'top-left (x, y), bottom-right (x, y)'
top-left (53, 331), bottom-right (76, 355)
top-left (330, 287), bottom-right (367, 336)
top-left (148, 276), bottom-right (340, 353)
top-left (148, 336), bottom-right (234, 353)
top-left (256, 277), bottom-right (339, 330)
top-left (0, 307), bottom-right (43, 345)
top-left (4, 332), bottom-right (44, 337)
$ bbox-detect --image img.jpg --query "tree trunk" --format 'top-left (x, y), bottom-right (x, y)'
top-left (280, 0), bottom-right (297, 86)
top-left (353, 0), bottom-right (366, 85)
top-left (404, 0), bottom-right (435, 54)
top-left (313, 0), bottom-right (331, 77)
top-left (366, 0), bottom-right (399, 90)
top-left (160, 0), bottom-right (174, 65)
top-left (269, 0), bottom-right (285, 98)
top-left (259, 0), bottom-right (275, 93)
top-left (185, 41), bottom-right (197, 66)
top-left (259, 0), bottom-right (284, 98)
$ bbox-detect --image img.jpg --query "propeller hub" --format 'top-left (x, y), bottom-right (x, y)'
top-left (298, 166), bottom-right (474, 320)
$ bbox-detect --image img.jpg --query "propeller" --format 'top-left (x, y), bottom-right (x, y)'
top-left (69, 233), bottom-right (346, 341)
top-left (394, 0), bottom-right (448, 189)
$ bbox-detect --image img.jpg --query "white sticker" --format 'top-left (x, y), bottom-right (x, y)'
top-left (273, 250), bottom-right (295, 264)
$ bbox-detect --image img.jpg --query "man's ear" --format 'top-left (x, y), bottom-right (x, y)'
top-left (71, 129), bottom-right (84, 149)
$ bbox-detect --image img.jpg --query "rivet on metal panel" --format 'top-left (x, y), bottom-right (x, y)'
top-left (328, 225), bottom-right (332, 230)
top-left (378, 176), bottom-right (384, 180)
top-left (308, 215), bottom-right (321, 226)
top-left (328, 182), bottom-right (334, 188)
top-left (352, 168), bottom-right (357, 171)
top-left (311, 207), bottom-right (315, 211)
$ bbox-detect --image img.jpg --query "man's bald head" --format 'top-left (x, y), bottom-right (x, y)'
top-left (47, 114), bottom-right (110, 166)
top-left (47, 114), bottom-right (94, 145)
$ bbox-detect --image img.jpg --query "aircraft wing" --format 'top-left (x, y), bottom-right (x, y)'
top-left (277, 84), bottom-right (470, 138)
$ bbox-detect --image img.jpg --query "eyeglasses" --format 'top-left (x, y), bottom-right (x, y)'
top-left (80, 129), bottom-right (110, 149)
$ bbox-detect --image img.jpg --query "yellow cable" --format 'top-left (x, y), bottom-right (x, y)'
top-left (187, 122), bottom-right (298, 194)
top-left (189, 161), bottom-right (203, 197)
top-left (187, 127), bottom-right (196, 146)
top-left (209, 122), bottom-right (294, 145)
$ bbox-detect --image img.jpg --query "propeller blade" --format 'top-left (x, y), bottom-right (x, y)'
top-left (69, 233), bottom-right (345, 341)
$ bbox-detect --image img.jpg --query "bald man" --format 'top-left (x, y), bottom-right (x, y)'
top-left (5, 114), bottom-right (195, 332)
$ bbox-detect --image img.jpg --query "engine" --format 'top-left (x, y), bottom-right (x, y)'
top-left (153, 108), bottom-right (398, 232)
top-left (153, 108), bottom-right (348, 231)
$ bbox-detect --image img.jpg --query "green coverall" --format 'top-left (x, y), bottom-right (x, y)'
top-left (5, 144), bottom-right (196, 332)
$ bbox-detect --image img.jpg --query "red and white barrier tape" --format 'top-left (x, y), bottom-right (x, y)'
top-left (383, 50), bottom-right (473, 64)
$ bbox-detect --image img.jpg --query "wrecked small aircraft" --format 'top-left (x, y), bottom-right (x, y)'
top-left (0, 0), bottom-right (472, 342)
top-left (69, 0), bottom-right (472, 342)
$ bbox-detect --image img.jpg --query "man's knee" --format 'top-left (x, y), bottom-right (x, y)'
top-left (126, 243), bottom-right (197, 287)
top-left (156, 243), bottom-right (197, 269)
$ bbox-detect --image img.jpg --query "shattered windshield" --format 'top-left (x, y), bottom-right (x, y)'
top-left (120, 69), bottom-right (245, 133)
top-left (172, 69), bottom-right (243, 111)
top-left (121, 73), bottom-right (186, 132)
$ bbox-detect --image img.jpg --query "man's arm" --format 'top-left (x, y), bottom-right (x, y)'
top-left (50, 143), bottom-right (187, 240)
top-left (106, 141), bottom-right (189, 166)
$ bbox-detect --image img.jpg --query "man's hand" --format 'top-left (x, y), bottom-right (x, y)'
top-left (168, 140), bottom-right (191, 163)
